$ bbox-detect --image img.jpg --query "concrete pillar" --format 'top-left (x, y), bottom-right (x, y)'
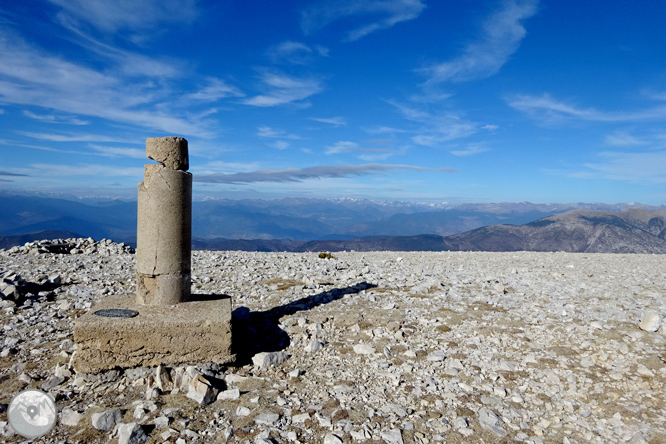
top-left (136, 137), bottom-right (192, 305)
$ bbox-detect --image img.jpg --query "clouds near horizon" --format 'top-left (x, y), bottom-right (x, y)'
top-left (195, 163), bottom-right (455, 184)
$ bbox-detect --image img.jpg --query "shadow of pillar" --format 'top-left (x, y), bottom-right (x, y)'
top-left (230, 281), bottom-right (376, 366)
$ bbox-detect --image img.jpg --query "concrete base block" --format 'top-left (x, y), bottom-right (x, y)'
top-left (73, 294), bottom-right (234, 373)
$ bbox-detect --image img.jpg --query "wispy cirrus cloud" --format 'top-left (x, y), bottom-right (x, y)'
top-left (257, 126), bottom-right (300, 140)
top-left (604, 131), bottom-right (648, 147)
top-left (301, 0), bottom-right (426, 41)
top-left (242, 71), bottom-right (323, 107)
top-left (28, 163), bottom-right (143, 177)
top-left (195, 163), bottom-right (456, 184)
top-left (423, 0), bottom-right (538, 83)
top-left (308, 116), bottom-right (346, 126)
top-left (451, 144), bottom-right (490, 157)
top-left (47, 0), bottom-right (197, 33)
top-left (53, 12), bottom-right (186, 78)
top-left (0, 31), bottom-right (213, 136)
top-left (566, 150), bottom-right (666, 183)
top-left (268, 41), bottom-right (329, 65)
top-left (0, 139), bottom-right (89, 155)
top-left (18, 132), bottom-right (135, 143)
top-left (363, 126), bottom-right (408, 135)
top-left (23, 111), bottom-right (89, 125)
top-left (508, 93), bottom-right (666, 123)
top-left (389, 101), bottom-right (477, 146)
top-left (269, 141), bottom-right (290, 150)
top-left (325, 141), bottom-right (403, 160)
top-left (195, 160), bottom-right (262, 175)
top-left (89, 144), bottom-right (144, 158)
top-left (184, 78), bottom-right (244, 102)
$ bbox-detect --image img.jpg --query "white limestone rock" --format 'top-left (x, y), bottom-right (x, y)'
top-left (639, 311), bottom-right (662, 332)
top-left (324, 433), bottom-right (343, 444)
top-left (254, 412), bottom-right (280, 426)
top-left (218, 388), bottom-right (241, 401)
top-left (353, 344), bottom-right (375, 355)
top-left (60, 408), bottom-right (84, 427)
top-left (478, 407), bottom-right (507, 437)
top-left (91, 408), bottom-right (121, 431)
top-left (117, 422), bottom-right (149, 444)
top-left (380, 429), bottom-right (404, 444)
top-left (252, 351), bottom-right (289, 370)
top-left (186, 374), bottom-right (219, 405)
top-left (305, 339), bottom-right (325, 353)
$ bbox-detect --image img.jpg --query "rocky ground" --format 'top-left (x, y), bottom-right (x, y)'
top-left (1, 238), bottom-right (665, 444)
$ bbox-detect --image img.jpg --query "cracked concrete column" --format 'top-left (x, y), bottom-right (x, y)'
top-left (136, 137), bottom-right (192, 305)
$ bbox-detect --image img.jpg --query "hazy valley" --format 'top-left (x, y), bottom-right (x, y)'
top-left (2, 193), bottom-right (666, 254)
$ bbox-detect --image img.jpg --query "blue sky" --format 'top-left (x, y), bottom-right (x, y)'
top-left (1, 0), bottom-right (665, 204)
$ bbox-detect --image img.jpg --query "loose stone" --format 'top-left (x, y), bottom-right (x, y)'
top-left (252, 351), bottom-right (289, 370)
top-left (639, 311), bottom-right (662, 332)
top-left (117, 422), bottom-right (150, 444)
top-left (353, 344), bottom-right (375, 354)
top-left (91, 408), bottom-right (121, 431)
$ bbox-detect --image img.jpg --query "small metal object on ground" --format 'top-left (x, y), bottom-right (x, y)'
top-left (93, 308), bottom-right (139, 318)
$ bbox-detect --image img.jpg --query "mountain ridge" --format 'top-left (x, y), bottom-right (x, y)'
top-left (4, 208), bottom-right (666, 254)
top-left (3, 192), bottom-right (664, 245)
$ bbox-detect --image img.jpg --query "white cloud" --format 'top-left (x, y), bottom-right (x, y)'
top-left (242, 71), bottom-right (323, 107)
top-left (268, 41), bottom-right (329, 65)
top-left (54, 12), bottom-right (185, 79)
top-left (47, 0), bottom-right (197, 33)
top-left (89, 144), bottom-right (145, 158)
top-left (604, 132), bottom-right (648, 147)
top-left (29, 163), bottom-right (143, 177)
top-left (0, 30), bottom-right (211, 136)
top-left (22, 110), bottom-right (89, 125)
top-left (184, 78), bottom-right (244, 102)
top-left (642, 90), bottom-right (666, 102)
top-left (482, 124), bottom-right (499, 131)
top-left (308, 116), bottom-right (346, 126)
top-left (257, 127), bottom-right (300, 140)
top-left (301, 0), bottom-right (426, 41)
top-left (0, 139), bottom-right (89, 155)
top-left (576, 150), bottom-right (666, 183)
top-left (194, 160), bottom-right (262, 175)
top-left (195, 163), bottom-right (456, 184)
top-left (270, 141), bottom-right (290, 150)
top-left (451, 144), bottom-right (489, 157)
top-left (508, 93), bottom-right (666, 123)
top-left (325, 141), bottom-right (403, 160)
top-left (390, 101), bottom-right (477, 146)
top-left (18, 132), bottom-right (135, 143)
top-left (423, 0), bottom-right (538, 83)
top-left (363, 126), bottom-right (408, 135)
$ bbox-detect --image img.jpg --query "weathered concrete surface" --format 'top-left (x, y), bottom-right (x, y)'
top-left (72, 294), bottom-right (234, 373)
top-left (136, 142), bottom-right (192, 305)
top-left (146, 136), bottom-right (188, 171)
top-left (136, 273), bottom-right (191, 306)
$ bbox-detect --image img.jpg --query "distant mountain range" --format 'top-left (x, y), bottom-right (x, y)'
top-left (295, 209), bottom-right (666, 254)
top-left (2, 192), bottom-right (665, 253)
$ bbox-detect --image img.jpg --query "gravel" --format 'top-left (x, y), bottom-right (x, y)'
top-left (1, 240), bottom-right (665, 443)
